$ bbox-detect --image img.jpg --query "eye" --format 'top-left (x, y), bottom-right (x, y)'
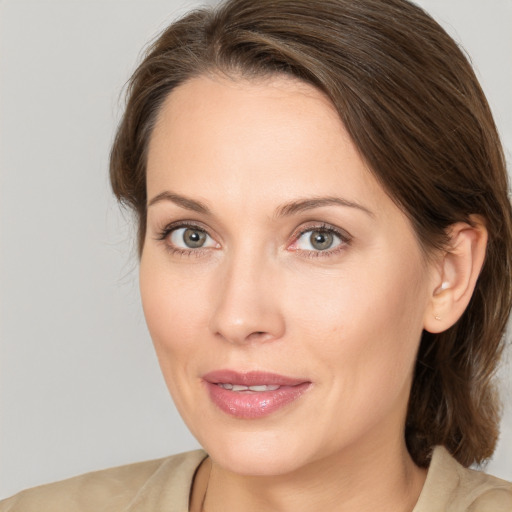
top-left (303, 230), bottom-right (338, 251)
top-left (290, 225), bottom-right (349, 254)
top-left (168, 226), bottom-right (218, 250)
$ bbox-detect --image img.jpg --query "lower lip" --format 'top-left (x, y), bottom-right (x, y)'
top-left (204, 382), bottom-right (311, 419)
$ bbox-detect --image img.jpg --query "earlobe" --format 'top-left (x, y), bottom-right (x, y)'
top-left (424, 216), bottom-right (487, 334)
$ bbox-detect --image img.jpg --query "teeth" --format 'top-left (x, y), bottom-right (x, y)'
top-left (232, 384), bottom-right (249, 391)
top-left (218, 383), bottom-right (280, 392)
top-left (249, 385), bottom-right (280, 391)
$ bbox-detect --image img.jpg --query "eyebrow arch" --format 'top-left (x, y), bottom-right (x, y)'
top-left (275, 197), bottom-right (374, 218)
top-left (147, 191), bottom-right (211, 214)
top-left (148, 191), bottom-right (373, 218)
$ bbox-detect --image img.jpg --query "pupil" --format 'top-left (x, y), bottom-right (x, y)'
top-left (310, 230), bottom-right (333, 250)
top-left (184, 229), bottom-right (206, 248)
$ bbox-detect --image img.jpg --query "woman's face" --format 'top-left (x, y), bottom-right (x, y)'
top-left (140, 74), bottom-right (437, 476)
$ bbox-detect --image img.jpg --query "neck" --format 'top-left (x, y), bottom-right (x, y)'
top-left (199, 438), bottom-right (426, 512)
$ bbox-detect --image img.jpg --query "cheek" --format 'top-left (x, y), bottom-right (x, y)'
top-left (353, 269), bottom-right (427, 406)
top-left (139, 255), bottom-right (214, 418)
top-left (139, 255), bottom-right (207, 359)
top-left (288, 253), bottom-right (429, 389)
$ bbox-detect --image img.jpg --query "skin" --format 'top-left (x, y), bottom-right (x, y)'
top-left (139, 74), bottom-right (482, 512)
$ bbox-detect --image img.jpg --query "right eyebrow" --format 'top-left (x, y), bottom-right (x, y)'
top-left (147, 191), bottom-right (211, 215)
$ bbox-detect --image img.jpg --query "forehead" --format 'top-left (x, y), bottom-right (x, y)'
top-left (149, 73), bottom-right (344, 160)
top-left (146, 73), bottom-right (382, 203)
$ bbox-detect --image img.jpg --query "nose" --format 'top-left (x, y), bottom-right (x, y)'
top-left (208, 250), bottom-right (286, 345)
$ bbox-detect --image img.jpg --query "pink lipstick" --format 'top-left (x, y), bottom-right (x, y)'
top-left (202, 370), bottom-right (311, 419)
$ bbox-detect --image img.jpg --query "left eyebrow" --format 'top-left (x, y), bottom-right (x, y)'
top-left (274, 197), bottom-right (375, 218)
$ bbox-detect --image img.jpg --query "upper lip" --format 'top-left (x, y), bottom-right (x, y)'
top-left (202, 370), bottom-right (309, 387)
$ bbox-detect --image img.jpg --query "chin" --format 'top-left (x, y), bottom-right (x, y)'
top-left (193, 426), bottom-right (317, 476)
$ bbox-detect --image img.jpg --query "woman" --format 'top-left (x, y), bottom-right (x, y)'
top-left (2, 0), bottom-right (511, 510)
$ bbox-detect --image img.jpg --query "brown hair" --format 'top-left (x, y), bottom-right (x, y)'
top-left (110, 0), bottom-right (512, 468)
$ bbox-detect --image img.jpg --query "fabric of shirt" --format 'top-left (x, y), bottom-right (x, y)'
top-left (1, 446), bottom-right (510, 511)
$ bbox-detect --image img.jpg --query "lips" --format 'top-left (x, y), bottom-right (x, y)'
top-left (202, 370), bottom-right (311, 419)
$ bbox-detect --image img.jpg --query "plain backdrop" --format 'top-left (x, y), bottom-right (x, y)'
top-left (1, 0), bottom-right (511, 500)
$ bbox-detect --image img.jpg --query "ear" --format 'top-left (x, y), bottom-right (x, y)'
top-left (423, 216), bottom-right (487, 333)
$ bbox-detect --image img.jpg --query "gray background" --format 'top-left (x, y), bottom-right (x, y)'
top-left (0, 0), bottom-right (511, 499)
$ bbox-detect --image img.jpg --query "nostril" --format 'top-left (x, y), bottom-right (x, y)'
top-left (246, 331), bottom-right (272, 342)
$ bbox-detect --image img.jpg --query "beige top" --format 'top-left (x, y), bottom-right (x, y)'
top-left (1, 447), bottom-right (511, 511)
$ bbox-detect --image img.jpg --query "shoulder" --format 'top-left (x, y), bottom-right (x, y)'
top-left (414, 446), bottom-right (512, 512)
top-left (0, 450), bottom-right (207, 512)
top-left (457, 463), bottom-right (512, 512)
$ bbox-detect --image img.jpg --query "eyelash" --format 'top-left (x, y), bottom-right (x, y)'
top-left (291, 223), bottom-right (352, 258)
top-left (155, 221), bottom-right (214, 258)
top-left (155, 221), bottom-right (352, 258)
